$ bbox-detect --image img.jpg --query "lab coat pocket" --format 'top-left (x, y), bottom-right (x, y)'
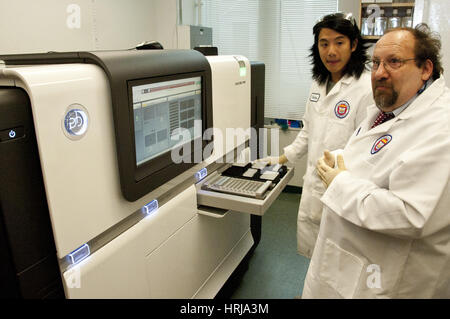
top-left (319, 238), bottom-right (364, 298)
top-left (324, 119), bottom-right (352, 151)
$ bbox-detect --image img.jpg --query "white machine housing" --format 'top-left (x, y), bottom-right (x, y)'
top-left (0, 52), bottom-right (292, 298)
top-left (0, 55), bottom-right (252, 298)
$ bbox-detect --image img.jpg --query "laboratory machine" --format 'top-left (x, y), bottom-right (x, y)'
top-left (0, 49), bottom-right (293, 298)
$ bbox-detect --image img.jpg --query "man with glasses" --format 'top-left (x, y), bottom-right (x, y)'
top-left (302, 24), bottom-right (450, 298)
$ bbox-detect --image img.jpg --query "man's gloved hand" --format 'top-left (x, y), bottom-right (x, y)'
top-left (320, 150), bottom-right (335, 168)
top-left (316, 153), bottom-right (346, 188)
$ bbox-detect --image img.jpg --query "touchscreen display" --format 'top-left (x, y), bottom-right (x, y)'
top-left (132, 77), bottom-right (202, 166)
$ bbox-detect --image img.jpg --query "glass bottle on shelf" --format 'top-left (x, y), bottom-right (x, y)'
top-left (362, 18), bottom-right (372, 36)
top-left (361, 8), bottom-right (373, 36)
top-left (388, 9), bottom-right (401, 29)
top-left (374, 10), bottom-right (387, 36)
top-left (402, 9), bottom-right (413, 28)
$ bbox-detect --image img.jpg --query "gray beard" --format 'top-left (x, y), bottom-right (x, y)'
top-left (374, 89), bottom-right (398, 109)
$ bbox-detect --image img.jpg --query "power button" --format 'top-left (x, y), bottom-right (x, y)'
top-left (0, 126), bottom-right (25, 142)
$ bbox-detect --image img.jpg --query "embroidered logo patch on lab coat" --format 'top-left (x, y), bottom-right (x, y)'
top-left (310, 93), bottom-right (320, 102)
top-left (334, 101), bottom-right (350, 119)
top-left (371, 135), bottom-right (392, 154)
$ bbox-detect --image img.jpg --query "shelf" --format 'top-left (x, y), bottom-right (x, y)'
top-left (361, 3), bottom-right (415, 8)
top-left (363, 36), bottom-right (382, 41)
top-left (359, 0), bottom-right (416, 37)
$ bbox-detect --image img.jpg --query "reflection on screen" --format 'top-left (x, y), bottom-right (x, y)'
top-left (132, 76), bottom-right (202, 166)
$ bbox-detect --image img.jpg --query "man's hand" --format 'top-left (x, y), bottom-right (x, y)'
top-left (320, 149), bottom-right (335, 168)
top-left (316, 153), bottom-right (346, 188)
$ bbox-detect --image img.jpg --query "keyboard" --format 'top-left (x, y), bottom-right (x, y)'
top-left (201, 175), bottom-right (272, 199)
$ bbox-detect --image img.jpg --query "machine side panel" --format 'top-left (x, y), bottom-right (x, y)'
top-left (206, 56), bottom-right (251, 160)
top-left (145, 212), bottom-right (251, 298)
top-left (249, 61), bottom-right (266, 248)
top-left (0, 87), bottom-right (63, 298)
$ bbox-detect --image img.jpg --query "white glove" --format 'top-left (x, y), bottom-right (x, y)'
top-left (316, 153), bottom-right (347, 188)
top-left (255, 156), bottom-right (279, 165)
top-left (255, 154), bottom-right (288, 166)
top-left (318, 149), bottom-right (335, 168)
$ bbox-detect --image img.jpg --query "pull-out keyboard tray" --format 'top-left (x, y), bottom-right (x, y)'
top-left (196, 163), bottom-right (294, 216)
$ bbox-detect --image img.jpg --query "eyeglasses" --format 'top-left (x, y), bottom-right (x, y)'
top-left (371, 58), bottom-right (416, 71)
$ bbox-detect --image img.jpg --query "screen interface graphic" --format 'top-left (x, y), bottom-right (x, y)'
top-left (132, 77), bottom-right (202, 166)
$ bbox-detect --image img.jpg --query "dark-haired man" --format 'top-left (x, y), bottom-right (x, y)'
top-left (260, 13), bottom-right (374, 258)
top-left (310, 25), bottom-right (450, 298)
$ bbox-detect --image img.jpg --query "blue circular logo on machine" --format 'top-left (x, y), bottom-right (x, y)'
top-left (63, 105), bottom-right (89, 139)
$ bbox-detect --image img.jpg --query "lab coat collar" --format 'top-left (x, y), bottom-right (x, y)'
top-left (340, 73), bottom-right (355, 86)
top-left (334, 73), bottom-right (355, 89)
top-left (362, 76), bottom-right (446, 135)
top-left (325, 73), bottom-right (355, 97)
top-left (396, 76), bottom-right (446, 120)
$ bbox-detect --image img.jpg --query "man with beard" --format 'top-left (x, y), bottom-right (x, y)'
top-left (305, 24), bottom-right (450, 298)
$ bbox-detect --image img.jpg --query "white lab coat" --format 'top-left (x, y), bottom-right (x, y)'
top-left (284, 70), bottom-right (373, 258)
top-left (302, 76), bottom-right (450, 298)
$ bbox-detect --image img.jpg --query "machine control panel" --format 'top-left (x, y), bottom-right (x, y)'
top-left (0, 126), bottom-right (24, 142)
top-left (196, 161), bottom-right (293, 216)
top-left (202, 176), bottom-right (272, 199)
top-left (201, 161), bottom-right (288, 200)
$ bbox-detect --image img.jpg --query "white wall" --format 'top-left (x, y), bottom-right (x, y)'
top-left (0, 0), bottom-right (178, 54)
top-left (338, 0), bottom-right (360, 25)
top-left (149, 0), bottom-right (179, 49)
top-left (414, 0), bottom-right (450, 86)
top-left (178, 0), bottom-right (198, 25)
top-left (94, 0), bottom-right (158, 50)
top-left (0, 0), bottom-right (94, 53)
